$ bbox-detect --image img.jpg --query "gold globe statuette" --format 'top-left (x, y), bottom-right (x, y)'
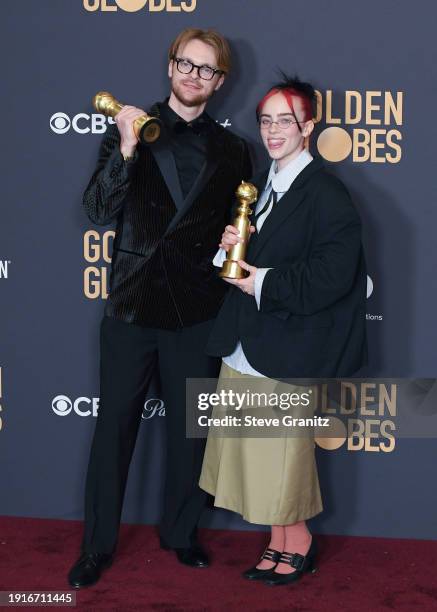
top-left (219, 181), bottom-right (258, 279)
top-left (93, 91), bottom-right (161, 143)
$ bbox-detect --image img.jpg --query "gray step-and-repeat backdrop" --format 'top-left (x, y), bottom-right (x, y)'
top-left (1, 1), bottom-right (436, 540)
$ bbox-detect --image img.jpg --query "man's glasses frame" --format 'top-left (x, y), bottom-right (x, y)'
top-left (172, 56), bottom-right (225, 81)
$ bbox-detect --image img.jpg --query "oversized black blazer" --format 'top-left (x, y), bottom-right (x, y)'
top-left (83, 102), bottom-right (252, 329)
top-left (206, 156), bottom-right (368, 378)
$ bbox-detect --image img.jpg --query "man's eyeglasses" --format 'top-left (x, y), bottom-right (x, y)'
top-left (259, 117), bottom-right (302, 130)
top-left (172, 57), bottom-right (224, 81)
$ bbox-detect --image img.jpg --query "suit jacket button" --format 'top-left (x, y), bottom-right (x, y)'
top-left (194, 242), bottom-right (202, 248)
top-left (151, 201), bottom-right (157, 207)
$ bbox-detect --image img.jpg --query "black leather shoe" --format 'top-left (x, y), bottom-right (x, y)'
top-left (161, 542), bottom-right (209, 568)
top-left (175, 545), bottom-right (209, 567)
top-left (264, 538), bottom-right (317, 586)
top-left (243, 547), bottom-right (281, 580)
top-left (68, 552), bottom-right (113, 589)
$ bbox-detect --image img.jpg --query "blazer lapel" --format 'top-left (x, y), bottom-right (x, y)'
top-left (248, 188), bottom-right (306, 262)
top-left (163, 123), bottom-right (223, 237)
top-left (247, 158), bottom-right (324, 262)
top-left (148, 123), bottom-right (184, 211)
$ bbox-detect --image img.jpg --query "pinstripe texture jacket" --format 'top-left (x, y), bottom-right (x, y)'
top-left (83, 102), bottom-right (252, 329)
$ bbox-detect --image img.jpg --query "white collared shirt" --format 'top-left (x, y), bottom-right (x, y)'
top-left (213, 148), bottom-right (313, 376)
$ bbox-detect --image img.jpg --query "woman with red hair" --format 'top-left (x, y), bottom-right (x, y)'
top-left (199, 75), bottom-right (367, 586)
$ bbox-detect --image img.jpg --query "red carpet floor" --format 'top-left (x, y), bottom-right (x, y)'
top-left (0, 516), bottom-right (436, 611)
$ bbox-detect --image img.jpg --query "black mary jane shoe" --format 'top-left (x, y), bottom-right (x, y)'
top-left (68, 552), bottom-right (113, 589)
top-left (242, 547), bottom-right (282, 580)
top-left (264, 538), bottom-right (317, 586)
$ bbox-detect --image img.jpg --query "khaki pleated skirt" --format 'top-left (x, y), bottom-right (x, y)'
top-left (199, 362), bottom-right (323, 525)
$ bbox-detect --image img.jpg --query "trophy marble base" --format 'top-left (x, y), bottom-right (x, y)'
top-left (139, 118), bottom-right (161, 143)
top-left (219, 260), bottom-right (248, 279)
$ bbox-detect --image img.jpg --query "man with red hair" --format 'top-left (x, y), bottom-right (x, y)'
top-left (68, 28), bottom-right (251, 589)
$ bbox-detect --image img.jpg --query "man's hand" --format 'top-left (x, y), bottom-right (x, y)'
top-left (115, 105), bottom-right (146, 157)
top-left (224, 260), bottom-right (257, 296)
top-left (219, 224), bottom-right (256, 252)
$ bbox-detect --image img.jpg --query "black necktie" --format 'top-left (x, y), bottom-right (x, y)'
top-left (254, 188), bottom-right (277, 232)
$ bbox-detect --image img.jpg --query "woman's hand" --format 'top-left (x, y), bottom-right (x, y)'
top-left (219, 225), bottom-right (256, 252)
top-left (224, 260), bottom-right (257, 296)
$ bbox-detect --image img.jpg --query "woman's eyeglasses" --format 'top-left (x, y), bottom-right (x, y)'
top-left (259, 117), bottom-right (302, 130)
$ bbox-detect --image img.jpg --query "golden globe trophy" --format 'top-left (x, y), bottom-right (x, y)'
top-left (219, 181), bottom-right (258, 279)
top-left (93, 91), bottom-right (161, 143)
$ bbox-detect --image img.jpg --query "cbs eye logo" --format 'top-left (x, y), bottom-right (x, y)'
top-left (49, 112), bottom-right (114, 135)
top-left (52, 395), bottom-right (100, 417)
top-left (50, 113), bottom-right (71, 135)
top-left (52, 395), bottom-right (73, 416)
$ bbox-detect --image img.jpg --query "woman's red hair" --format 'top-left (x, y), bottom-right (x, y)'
top-left (256, 87), bottom-right (313, 123)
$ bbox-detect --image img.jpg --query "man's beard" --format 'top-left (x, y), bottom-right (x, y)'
top-left (171, 81), bottom-right (211, 108)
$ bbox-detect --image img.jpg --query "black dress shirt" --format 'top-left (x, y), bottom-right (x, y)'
top-left (158, 101), bottom-right (212, 199)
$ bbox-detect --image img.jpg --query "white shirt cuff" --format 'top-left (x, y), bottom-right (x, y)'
top-left (213, 248), bottom-right (227, 267)
top-left (254, 268), bottom-right (272, 309)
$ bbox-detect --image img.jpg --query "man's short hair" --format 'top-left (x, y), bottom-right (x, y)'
top-left (168, 28), bottom-right (231, 74)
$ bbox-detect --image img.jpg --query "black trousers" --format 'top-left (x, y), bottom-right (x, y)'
top-left (81, 315), bottom-right (221, 554)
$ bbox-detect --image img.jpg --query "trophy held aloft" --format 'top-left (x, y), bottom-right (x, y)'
top-left (93, 91), bottom-right (161, 143)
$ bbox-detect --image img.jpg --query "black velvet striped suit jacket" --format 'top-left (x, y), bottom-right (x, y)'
top-left (83, 102), bottom-right (252, 329)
